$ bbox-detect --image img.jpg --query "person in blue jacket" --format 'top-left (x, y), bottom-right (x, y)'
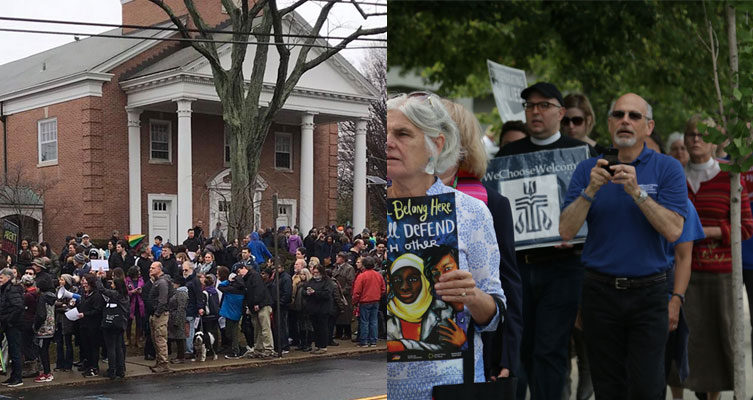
top-left (247, 232), bottom-right (273, 265)
top-left (218, 272), bottom-right (246, 359)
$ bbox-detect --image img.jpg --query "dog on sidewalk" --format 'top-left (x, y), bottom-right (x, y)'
top-left (193, 330), bottom-right (216, 362)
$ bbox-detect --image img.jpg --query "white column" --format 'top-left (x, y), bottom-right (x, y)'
top-left (127, 108), bottom-right (143, 234)
top-left (299, 112), bottom-right (316, 235)
top-left (352, 119), bottom-right (368, 234)
top-left (175, 98), bottom-right (195, 240)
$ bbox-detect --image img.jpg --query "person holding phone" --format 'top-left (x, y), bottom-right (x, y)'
top-left (560, 93), bottom-right (688, 398)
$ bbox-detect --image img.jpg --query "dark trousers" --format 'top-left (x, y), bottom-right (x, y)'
top-left (328, 314), bottom-right (337, 343)
top-left (81, 326), bottom-right (101, 372)
top-left (273, 308), bottom-right (289, 352)
top-left (202, 319), bottom-right (219, 355)
top-left (288, 310), bottom-right (299, 345)
top-left (54, 329), bottom-right (73, 369)
top-left (241, 314), bottom-right (254, 349)
top-left (517, 255), bottom-right (582, 400)
top-left (581, 275), bottom-right (667, 399)
top-left (311, 313), bottom-right (329, 349)
top-left (102, 329), bottom-right (125, 376)
top-left (5, 327), bottom-right (22, 381)
top-left (37, 337), bottom-right (52, 374)
top-left (143, 316), bottom-right (155, 358)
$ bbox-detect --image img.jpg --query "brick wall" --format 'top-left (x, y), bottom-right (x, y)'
top-left (123, 0), bottom-right (234, 33)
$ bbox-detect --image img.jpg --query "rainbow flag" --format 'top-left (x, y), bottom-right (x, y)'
top-left (126, 234), bottom-right (146, 248)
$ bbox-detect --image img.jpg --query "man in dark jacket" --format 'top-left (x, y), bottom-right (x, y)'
top-left (108, 240), bottom-right (135, 272)
top-left (268, 264), bottom-right (292, 353)
top-left (159, 245), bottom-right (179, 281)
top-left (0, 268), bottom-right (24, 386)
top-left (183, 261), bottom-right (205, 357)
top-left (148, 262), bottom-right (174, 373)
top-left (182, 229), bottom-right (201, 253)
top-left (141, 274), bottom-right (156, 360)
top-left (237, 264), bottom-right (274, 358)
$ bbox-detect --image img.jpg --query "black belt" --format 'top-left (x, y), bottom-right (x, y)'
top-left (519, 249), bottom-right (579, 265)
top-left (585, 269), bottom-right (666, 290)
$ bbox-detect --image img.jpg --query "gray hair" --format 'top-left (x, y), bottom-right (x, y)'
top-left (665, 131), bottom-right (684, 153)
top-left (0, 268), bottom-right (14, 279)
top-left (608, 98), bottom-right (653, 120)
top-left (387, 93), bottom-right (460, 175)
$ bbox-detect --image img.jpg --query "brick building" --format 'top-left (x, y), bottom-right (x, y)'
top-left (0, 0), bottom-right (376, 249)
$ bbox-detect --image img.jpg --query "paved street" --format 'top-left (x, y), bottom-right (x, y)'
top-left (2, 353), bottom-right (385, 400)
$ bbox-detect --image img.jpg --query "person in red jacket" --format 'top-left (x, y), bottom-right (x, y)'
top-left (352, 256), bottom-right (385, 347)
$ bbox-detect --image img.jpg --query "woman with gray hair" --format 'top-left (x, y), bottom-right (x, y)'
top-left (666, 131), bottom-right (689, 168)
top-left (387, 92), bottom-right (505, 398)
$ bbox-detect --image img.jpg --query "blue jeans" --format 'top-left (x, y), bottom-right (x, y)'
top-left (517, 254), bottom-right (583, 400)
top-left (358, 302), bottom-right (379, 345)
top-left (186, 316), bottom-right (196, 354)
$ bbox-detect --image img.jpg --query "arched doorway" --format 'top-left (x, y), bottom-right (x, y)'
top-left (1, 215), bottom-right (40, 243)
top-left (207, 169), bottom-right (268, 239)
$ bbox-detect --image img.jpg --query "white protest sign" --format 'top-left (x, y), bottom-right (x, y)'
top-left (91, 259), bottom-right (109, 272)
top-left (487, 60), bottom-right (527, 122)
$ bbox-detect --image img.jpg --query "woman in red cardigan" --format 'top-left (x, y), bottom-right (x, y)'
top-left (682, 115), bottom-right (753, 399)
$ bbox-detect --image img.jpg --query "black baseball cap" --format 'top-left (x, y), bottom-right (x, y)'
top-left (521, 82), bottom-right (564, 106)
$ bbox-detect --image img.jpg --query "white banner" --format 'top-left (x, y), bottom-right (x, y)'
top-left (487, 60), bottom-right (527, 122)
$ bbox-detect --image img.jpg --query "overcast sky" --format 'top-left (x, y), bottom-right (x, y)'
top-left (0, 0), bottom-right (385, 71)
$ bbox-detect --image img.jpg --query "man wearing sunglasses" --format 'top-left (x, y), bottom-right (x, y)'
top-left (495, 82), bottom-right (597, 399)
top-left (560, 93), bottom-right (688, 398)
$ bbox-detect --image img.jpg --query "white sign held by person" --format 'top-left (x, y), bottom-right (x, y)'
top-left (482, 146), bottom-right (590, 250)
top-left (487, 60), bottom-right (527, 122)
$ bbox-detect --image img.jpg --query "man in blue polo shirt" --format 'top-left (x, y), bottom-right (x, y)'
top-left (559, 93), bottom-right (687, 398)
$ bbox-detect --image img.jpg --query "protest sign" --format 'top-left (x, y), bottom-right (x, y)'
top-left (1, 220), bottom-right (19, 257)
top-left (483, 146), bottom-right (591, 250)
top-left (386, 193), bottom-right (469, 363)
top-left (91, 259), bottom-right (109, 272)
top-left (487, 60), bottom-right (527, 122)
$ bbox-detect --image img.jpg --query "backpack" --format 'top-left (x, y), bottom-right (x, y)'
top-left (35, 301), bottom-right (55, 339)
top-left (203, 290), bottom-right (220, 321)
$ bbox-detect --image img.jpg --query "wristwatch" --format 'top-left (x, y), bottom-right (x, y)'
top-left (672, 293), bottom-right (685, 304)
top-left (634, 189), bottom-right (648, 204)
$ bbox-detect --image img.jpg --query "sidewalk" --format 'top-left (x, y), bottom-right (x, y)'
top-left (0, 341), bottom-right (385, 393)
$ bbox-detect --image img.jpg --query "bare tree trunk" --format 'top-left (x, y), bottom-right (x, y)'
top-left (726, 5), bottom-right (746, 399)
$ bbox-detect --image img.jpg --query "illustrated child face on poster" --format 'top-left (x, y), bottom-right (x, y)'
top-left (387, 253), bottom-right (432, 324)
top-left (423, 246), bottom-right (462, 312)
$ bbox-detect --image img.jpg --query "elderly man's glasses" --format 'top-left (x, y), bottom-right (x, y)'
top-left (561, 116), bottom-right (585, 126)
top-left (523, 101), bottom-right (561, 111)
top-left (609, 110), bottom-right (647, 121)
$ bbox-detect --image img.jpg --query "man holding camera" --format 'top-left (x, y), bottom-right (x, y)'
top-left (495, 82), bottom-right (595, 398)
top-left (560, 93), bottom-right (687, 398)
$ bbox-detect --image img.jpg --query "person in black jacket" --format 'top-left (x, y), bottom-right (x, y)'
top-left (95, 272), bottom-right (129, 379)
top-left (275, 263), bottom-right (292, 353)
top-left (159, 245), bottom-right (180, 281)
top-left (183, 261), bottom-right (206, 357)
top-left (77, 274), bottom-right (104, 378)
top-left (0, 267), bottom-right (25, 387)
top-left (238, 264), bottom-right (274, 358)
top-left (141, 274), bottom-right (156, 360)
top-left (108, 241), bottom-right (135, 272)
top-left (33, 277), bottom-right (57, 383)
top-left (302, 264), bottom-right (332, 355)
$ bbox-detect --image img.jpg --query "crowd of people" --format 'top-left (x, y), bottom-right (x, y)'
top-left (386, 82), bottom-right (753, 399)
top-left (0, 224), bottom-right (389, 387)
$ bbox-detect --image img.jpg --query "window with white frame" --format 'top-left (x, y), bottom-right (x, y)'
top-left (150, 120), bottom-right (171, 161)
top-left (275, 132), bottom-right (292, 170)
top-left (38, 118), bottom-right (58, 164)
top-left (224, 125), bottom-right (231, 164)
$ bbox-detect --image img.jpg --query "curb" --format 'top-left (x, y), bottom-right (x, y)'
top-left (0, 346), bottom-right (385, 393)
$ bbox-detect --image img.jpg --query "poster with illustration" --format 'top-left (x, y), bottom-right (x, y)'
top-left (386, 193), bottom-right (466, 363)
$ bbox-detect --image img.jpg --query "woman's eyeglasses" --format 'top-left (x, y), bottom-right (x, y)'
top-left (609, 110), bottom-right (647, 121)
top-left (561, 116), bottom-right (585, 126)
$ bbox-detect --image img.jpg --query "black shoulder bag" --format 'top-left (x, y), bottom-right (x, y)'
top-left (431, 322), bottom-right (517, 399)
